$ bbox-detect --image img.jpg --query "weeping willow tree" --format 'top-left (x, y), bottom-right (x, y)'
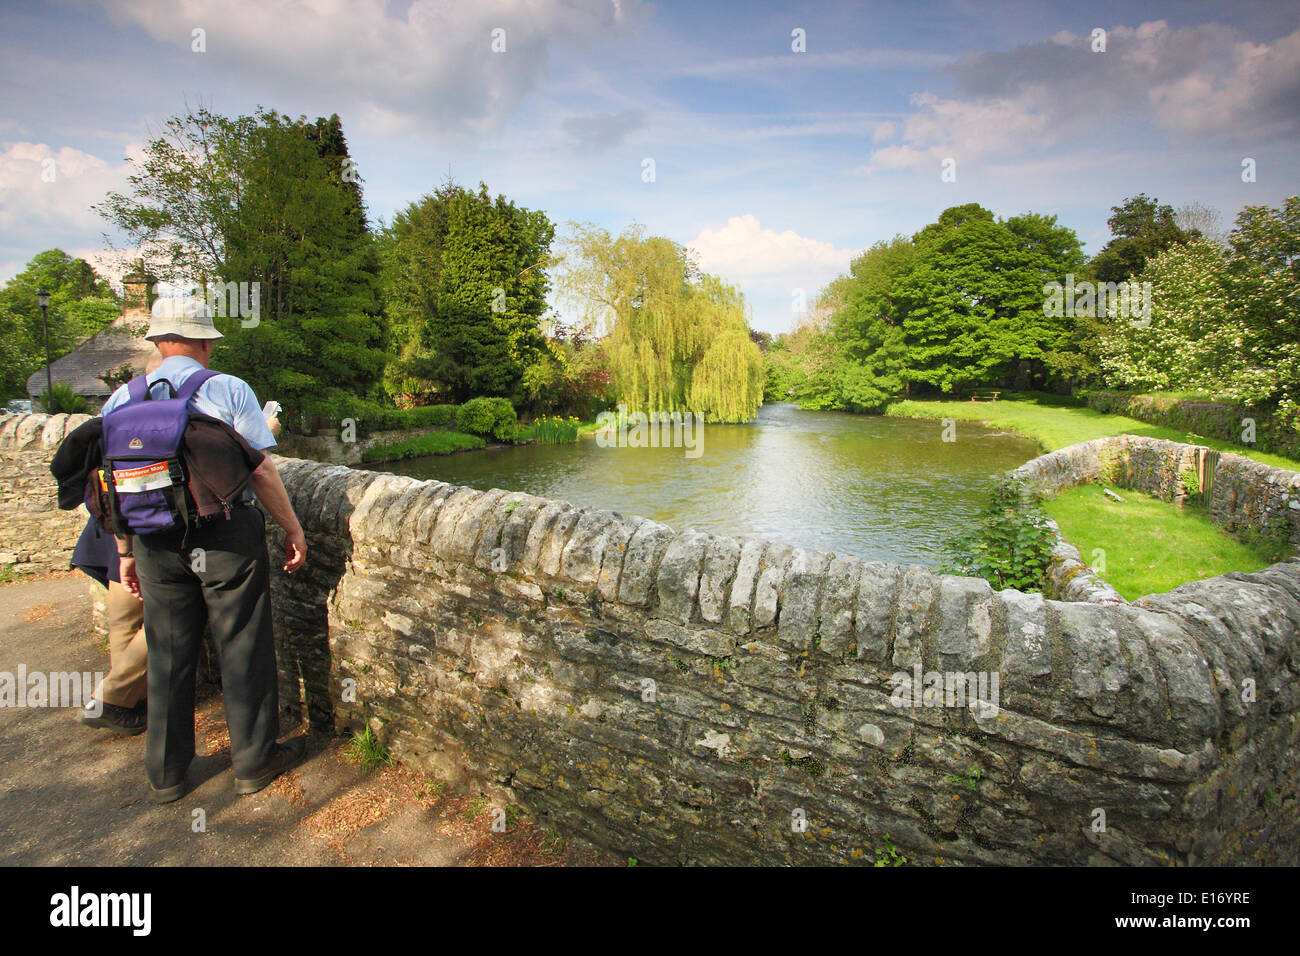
top-left (690, 327), bottom-right (767, 421)
top-left (560, 223), bottom-right (765, 422)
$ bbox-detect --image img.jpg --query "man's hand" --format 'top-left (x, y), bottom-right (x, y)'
top-left (250, 455), bottom-right (308, 574)
top-left (120, 556), bottom-right (141, 597)
top-left (283, 527), bottom-right (307, 574)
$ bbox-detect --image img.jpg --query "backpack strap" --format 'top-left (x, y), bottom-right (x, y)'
top-left (121, 368), bottom-right (220, 407)
top-left (124, 374), bottom-right (152, 406)
top-left (176, 368), bottom-right (220, 404)
top-left (123, 374), bottom-right (179, 405)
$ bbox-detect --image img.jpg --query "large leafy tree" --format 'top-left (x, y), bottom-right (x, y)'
top-left (912, 202), bottom-right (995, 243)
top-left (1003, 211), bottom-right (1089, 383)
top-left (378, 181), bottom-right (458, 406)
top-left (894, 206), bottom-right (1081, 394)
top-left (381, 182), bottom-right (554, 404)
top-left (305, 114), bottom-right (367, 239)
top-left (96, 107), bottom-right (249, 284)
top-left (773, 206), bottom-right (1085, 409)
top-left (97, 107), bottom-right (387, 409)
top-left (216, 110), bottom-right (387, 405)
top-left (826, 236), bottom-right (915, 410)
top-left (1090, 193), bottom-right (1196, 283)
top-left (686, 275), bottom-right (767, 422)
top-left (0, 250), bottom-right (120, 397)
top-left (1226, 196), bottom-right (1300, 411)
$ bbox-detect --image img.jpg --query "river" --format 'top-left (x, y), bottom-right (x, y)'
top-left (384, 403), bottom-right (1041, 565)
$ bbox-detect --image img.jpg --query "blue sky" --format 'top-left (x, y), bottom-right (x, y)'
top-left (2, 0), bottom-right (1298, 332)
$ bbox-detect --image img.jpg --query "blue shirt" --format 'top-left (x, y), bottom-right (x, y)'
top-left (101, 356), bottom-right (277, 451)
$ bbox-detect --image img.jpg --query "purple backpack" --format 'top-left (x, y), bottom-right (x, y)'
top-left (101, 369), bottom-right (218, 536)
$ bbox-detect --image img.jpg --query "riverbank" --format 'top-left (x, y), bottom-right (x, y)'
top-left (361, 415), bottom-right (600, 464)
top-left (361, 429), bottom-right (485, 464)
top-left (884, 391), bottom-right (1300, 470)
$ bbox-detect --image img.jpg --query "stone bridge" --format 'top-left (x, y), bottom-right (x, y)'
top-left (3, 413), bottom-right (1298, 865)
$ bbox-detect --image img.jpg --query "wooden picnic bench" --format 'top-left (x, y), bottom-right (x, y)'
top-left (969, 390), bottom-right (1001, 403)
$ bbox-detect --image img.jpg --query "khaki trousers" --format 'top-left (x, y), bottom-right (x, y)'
top-left (96, 580), bottom-right (148, 709)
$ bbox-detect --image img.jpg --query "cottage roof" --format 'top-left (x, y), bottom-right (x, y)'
top-left (25, 314), bottom-right (157, 400)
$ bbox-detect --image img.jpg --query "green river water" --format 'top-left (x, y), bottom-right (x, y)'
top-left (384, 402), bottom-right (1042, 566)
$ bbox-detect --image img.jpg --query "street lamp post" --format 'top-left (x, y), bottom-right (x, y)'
top-left (36, 288), bottom-right (52, 411)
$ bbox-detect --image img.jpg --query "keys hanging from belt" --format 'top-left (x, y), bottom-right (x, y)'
top-left (189, 499), bottom-right (255, 524)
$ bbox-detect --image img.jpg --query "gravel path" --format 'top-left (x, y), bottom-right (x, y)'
top-left (0, 573), bottom-right (612, 867)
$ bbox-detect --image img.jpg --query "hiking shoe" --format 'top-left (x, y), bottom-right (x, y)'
top-left (78, 699), bottom-right (147, 736)
top-left (149, 779), bottom-right (189, 804)
top-left (234, 737), bottom-right (307, 795)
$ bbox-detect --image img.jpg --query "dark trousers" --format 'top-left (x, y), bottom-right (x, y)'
top-left (135, 506), bottom-right (279, 788)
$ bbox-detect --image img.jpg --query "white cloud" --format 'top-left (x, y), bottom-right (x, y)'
top-left (688, 214), bottom-right (857, 280)
top-left (99, 0), bottom-right (633, 140)
top-left (683, 215), bottom-right (862, 333)
top-left (0, 142), bottom-right (130, 238)
top-left (862, 20), bottom-right (1300, 173)
top-left (854, 88), bottom-right (1058, 174)
top-left (1144, 28), bottom-right (1300, 137)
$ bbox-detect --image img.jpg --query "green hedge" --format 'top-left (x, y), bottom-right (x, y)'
top-left (1083, 391), bottom-right (1300, 459)
top-left (292, 391), bottom-right (459, 436)
top-left (457, 396), bottom-right (517, 437)
top-left (291, 390), bottom-right (540, 445)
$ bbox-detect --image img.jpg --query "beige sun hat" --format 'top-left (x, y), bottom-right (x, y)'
top-left (144, 296), bottom-right (224, 341)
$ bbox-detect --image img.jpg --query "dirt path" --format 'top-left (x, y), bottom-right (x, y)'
top-left (0, 573), bottom-right (613, 867)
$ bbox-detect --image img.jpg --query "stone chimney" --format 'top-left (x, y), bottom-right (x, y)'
top-left (121, 258), bottom-right (154, 324)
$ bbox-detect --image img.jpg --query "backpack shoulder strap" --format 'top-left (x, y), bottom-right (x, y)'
top-left (121, 374), bottom-right (181, 406)
top-left (124, 374), bottom-right (152, 406)
top-left (176, 368), bottom-right (220, 404)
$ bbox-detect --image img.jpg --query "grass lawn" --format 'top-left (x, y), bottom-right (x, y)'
top-left (884, 391), bottom-right (1300, 471)
top-left (1042, 484), bottom-right (1287, 600)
